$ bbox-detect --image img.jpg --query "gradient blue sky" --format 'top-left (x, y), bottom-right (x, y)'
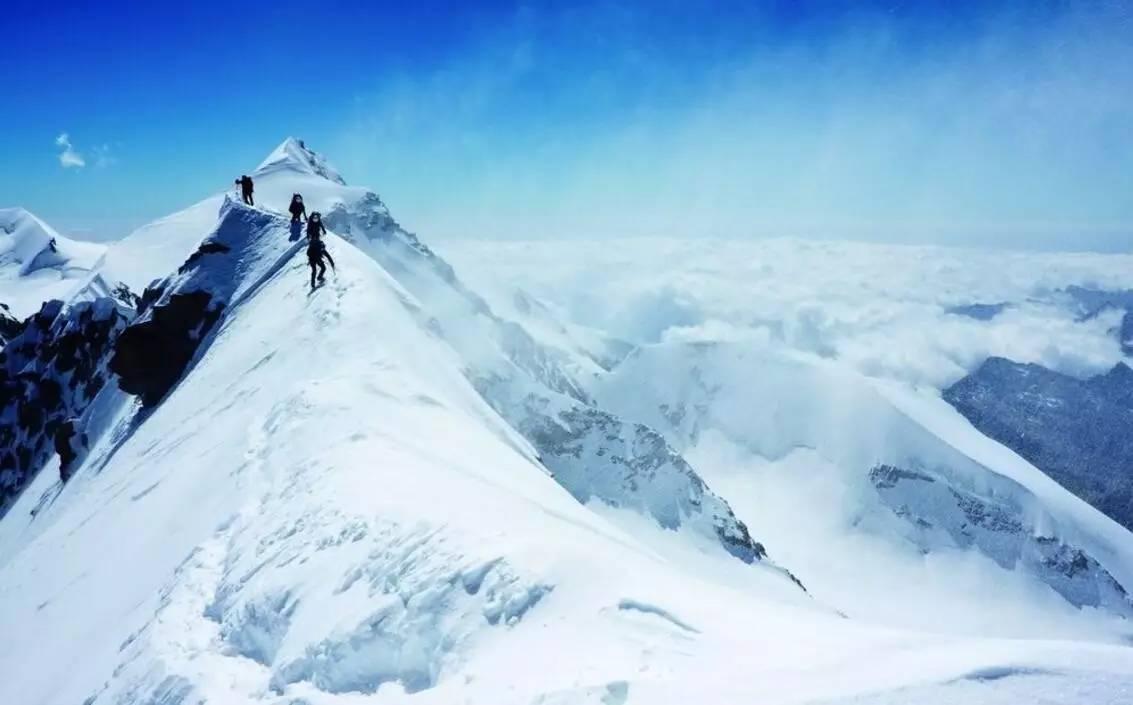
top-left (2, 0), bottom-right (1131, 250)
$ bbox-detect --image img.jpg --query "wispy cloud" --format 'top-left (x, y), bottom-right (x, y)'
top-left (91, 144), bottom-right (116, 168)
top-left (54, 134), bottom-right (116, 169)
top-left (335, 2), bottom-right (1133, 251)
top-left (55, 133), bottom-right (86, 169)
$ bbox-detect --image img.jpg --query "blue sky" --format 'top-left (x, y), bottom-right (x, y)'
top-left (2, 0), bottom-right (1131, 250)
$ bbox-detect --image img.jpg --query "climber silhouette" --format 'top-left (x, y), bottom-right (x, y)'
top-left (235, 175), bottom-right (254, 205)
top-left (306, 212), bottom-right (336, 288)
top-left (289, 194), bottom-right (307, 223)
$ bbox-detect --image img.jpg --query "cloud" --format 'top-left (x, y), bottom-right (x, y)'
top-left (55, 133), bottom-right (86, 169)
top-left (91, 144), bottom-right (116, 168)
top-left (335, 2), bottom-right (1133, 251)
top-left (54, 134), bottom-right (116, 169)
top-left (439, 237), bottom-right (1133, 389)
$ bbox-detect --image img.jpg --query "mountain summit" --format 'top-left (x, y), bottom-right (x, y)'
top-left (255, 136), bottom-right (346, 185)
top-left (0, 207), bottom-right (106, 318)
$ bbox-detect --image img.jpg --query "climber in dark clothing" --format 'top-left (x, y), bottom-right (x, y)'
top-left (236, 175), bottom-right (254, 205)
top-left (306, 212), bottom-right (335, 287)
top-left (288, 194), bottom-right (307, 223)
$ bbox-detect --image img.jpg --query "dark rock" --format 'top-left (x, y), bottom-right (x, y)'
top-left (111, 282), bottom-right (142, 310)
top-left (178, 240), bottom-right (232, 273)
top-left (946, 303), bottom-right (1008, 321)
top-left (870, 464), bottom-right (935, 489)
top-left (515, 397), bottom-right (765, 564)
top-left (1121, 311), bottom-right (1133, 356)
top-left (136, 281), bottom-right (166, 315)
top-left (111, 290), bottom-right (221, 407)
top-left (111, 198), bottom-right (286, 408)
top-left (0, 303), bottom-right (23, 345)
top-left (944, 357), bottom-right (1133, 532)
top-left (1063, 286), bottom-right (1133, 319)
top-left (870, 462), bottom-right (1132, 614)
top-left (0, 298), bottom-right (131, 513)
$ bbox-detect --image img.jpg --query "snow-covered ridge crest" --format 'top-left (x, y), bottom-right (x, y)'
top-left (254, 136), bottom-right (346, 185)
top-left (109, 196), bottom-right (303, 407)
top-left (231, 140), bottom-right (775, 566)
top-left (0, 207), bottom-right (108, 319)
top-left (0, 207), bottom-right (103, 277)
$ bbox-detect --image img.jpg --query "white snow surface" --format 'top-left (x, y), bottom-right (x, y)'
top-left (0, 207), bottom-right (107, 318)
top-left (3, 141), bottom-right (1133, 704)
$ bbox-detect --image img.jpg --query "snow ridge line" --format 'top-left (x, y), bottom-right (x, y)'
top-left (226, 236), bottom-right (306, 313)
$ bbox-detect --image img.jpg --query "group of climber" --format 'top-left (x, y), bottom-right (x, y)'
top-left (232, 176), bottom-right (336, 289)
top-left (290, 194), bottom-right (336, 288)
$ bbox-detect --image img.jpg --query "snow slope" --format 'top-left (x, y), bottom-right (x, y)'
top-left (5, 142), bottom-right (1133, 704)
top-left (0, 207), bottom-right (108, 319)
top-left (102, 138), bottom-right (767, 565)
top-left (591, 341), bottom-right (1133, 636)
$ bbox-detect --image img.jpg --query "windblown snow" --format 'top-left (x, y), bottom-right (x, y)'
top-left (2, 140), bottom-right (1133, 705)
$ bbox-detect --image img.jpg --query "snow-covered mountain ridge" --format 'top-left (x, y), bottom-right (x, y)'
top-left (592, 341), bottom-right (1133, 623)
top-left (945, 357), bottom-right (1133, 532)
top-left (0, 207), bottom-right (116, 320)
top-left (2, 140), bottom-right (1133, 704)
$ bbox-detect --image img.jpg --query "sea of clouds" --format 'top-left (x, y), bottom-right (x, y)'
top-left (438, 237), bottom-right (1133, 390)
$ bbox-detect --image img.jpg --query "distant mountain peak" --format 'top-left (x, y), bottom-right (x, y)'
top-left (254, 137), bottom-right (346, 185)
top-left (0, 207), bottom-right (108, 318)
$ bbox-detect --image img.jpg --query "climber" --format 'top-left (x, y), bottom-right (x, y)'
top-left (306, 212), bottom-right (336, 288)
top-left (288, 194), bottom-right (307, 223)
top-left (235, 175), bottom-right (254, 205)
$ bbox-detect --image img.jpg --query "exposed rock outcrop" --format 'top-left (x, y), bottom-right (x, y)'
top-left (0, 303), bottom-right (23, 345)
top-left (869, 463), bottom-right (1132, 615)
top-left (0, 297), bottom-right (130, 510)
top-left (521, 400), bottom-right (764, 563)
top-left (945, 357), bottom-right (1133, 532)
top-left (110, 288), bottom-right (220, 406)
top-left (110, 199), bottom-right (295, 407)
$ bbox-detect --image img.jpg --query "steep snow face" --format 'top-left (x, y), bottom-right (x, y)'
top-left (99, 139), bottom-right (767, 565)
top-left (0, 207), bottom-right (107, 319)
top-left (256, 136), bottom-right (347, 185)
top-left (593, 341), bottom-right (1133, 631)
top-left (7, 190), bottom-right (1133, 705)
top-left (301, 158), bottom-right (765, 564)
top-left (491, 288), bottom-right (634, 373)
top-left (946, 358), bottom-right (1133, 533)
top-left (110, 198), bottom-right (304, 407)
